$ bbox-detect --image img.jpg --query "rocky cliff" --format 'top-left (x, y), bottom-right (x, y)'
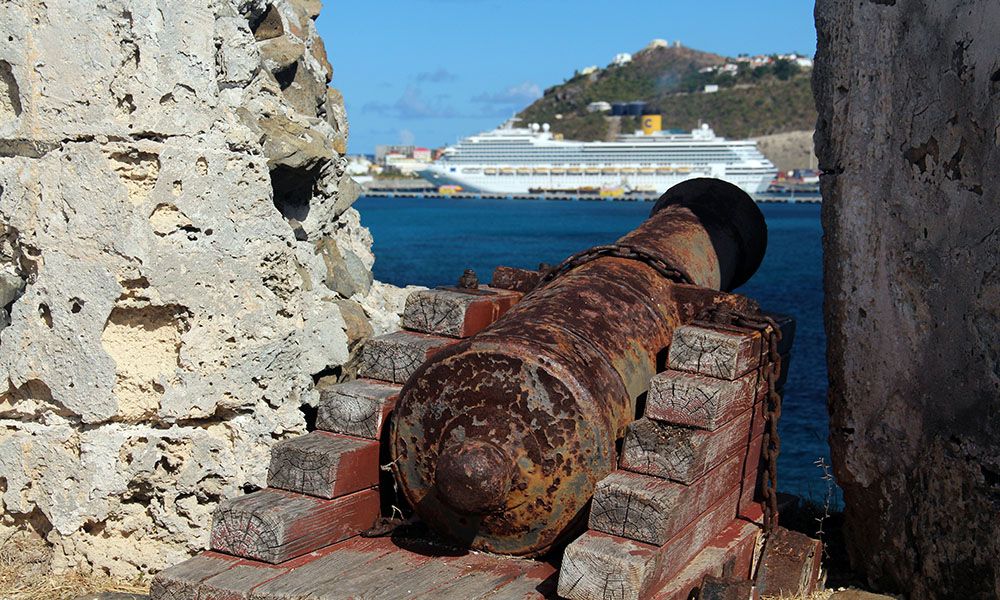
top-left (815, 1), bottom-right (1000, 597)
top-left (0, 0), bottom-right (408, 577)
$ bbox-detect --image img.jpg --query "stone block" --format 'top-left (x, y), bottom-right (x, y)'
top-left (668, 324), bottom-right (764, 381)
top-left (210, 488), bottom-right (379, 564)
top-left (620, 410), bottom-right (765, 484)
top-left (401, 286), bottom-right (521, 338)
top-left (266, 431), bottom-right (379, 499)
top-left (315, 378), bottom-right (400, 439)
top-left (645, 369), bottom-right (764, 431)
top-left (355, 330), bottom-right (454, 384)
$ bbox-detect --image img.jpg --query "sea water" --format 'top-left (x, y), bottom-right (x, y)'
top-left (355, 196), bottom-right (837, 504)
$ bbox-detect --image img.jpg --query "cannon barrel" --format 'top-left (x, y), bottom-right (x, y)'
top-left (391, 179), bottom-right (768, 556)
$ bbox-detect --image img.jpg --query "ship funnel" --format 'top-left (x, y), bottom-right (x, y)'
top-left (642, 114), bottom-right (662, 136)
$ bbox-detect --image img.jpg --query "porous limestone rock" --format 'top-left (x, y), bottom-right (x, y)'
top-left (0, 0), bottom-right (408, 578)
top-left (815, 1), bottom-right (1000, 597)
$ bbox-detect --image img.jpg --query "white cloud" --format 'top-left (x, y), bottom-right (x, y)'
top-left (472, 81), bottom-right (543, 105)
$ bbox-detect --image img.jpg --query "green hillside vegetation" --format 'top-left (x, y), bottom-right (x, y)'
top-left (517, 45), bottom-right (817, 142)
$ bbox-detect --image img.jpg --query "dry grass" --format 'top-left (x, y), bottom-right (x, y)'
top-left (0, 534), bottom-right (149, 600)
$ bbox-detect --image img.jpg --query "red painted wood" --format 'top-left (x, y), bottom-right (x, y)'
top-left (210, 487), bottom-right (380, 564)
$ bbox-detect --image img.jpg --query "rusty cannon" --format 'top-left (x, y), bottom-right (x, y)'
top-left (390, 178), bottom-right (769, 557)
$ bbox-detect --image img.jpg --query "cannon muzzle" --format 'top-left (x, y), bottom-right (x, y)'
top-left (392, 179), bottom-right (768, 555)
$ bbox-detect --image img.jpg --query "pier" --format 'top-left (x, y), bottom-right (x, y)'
top-left (361, 189), bottom-right (822, 203)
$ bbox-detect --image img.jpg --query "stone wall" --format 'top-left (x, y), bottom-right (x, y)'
top-left (0, 0), bottom-right (409, 577)
top-left (814, 1), bottom-right (1000, 597)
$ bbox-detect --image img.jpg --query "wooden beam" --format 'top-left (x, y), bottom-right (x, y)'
top-left (651, 517), bottom-right (761, 600)
top-left (558, 488), bottom-right (742, 600)
top-left (754, 527), bottom-right (824, 597)
top-left (355, 331), bottom-right (453, 384)
top-left (491, 266), bottom-right (543, 294)
top-left (197, 563), bottom-right (287, 600)
top-left (620, 408), bottom-right (765, 484)
top-left (667, 324), bottom-right (764, 381)
top-left (210, 488), bottom-right (379, 564)
top-left (697, 576), bottom-right (757, 600)
top-left (402, 286), bottom-right (521, 338)
top-left (645, 369), bottom-right (764, 431)
top-left (591, 438), bottom-right (762, 545)
top-left (149, 552), bottom-right (240, 600)
top-left (315, 378), bottom-right (400, 440)
top-left (266, 431), bottom-right (379, 499)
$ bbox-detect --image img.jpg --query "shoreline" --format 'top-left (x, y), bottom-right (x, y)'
top-left (360, 190), bottom-right (822, 203)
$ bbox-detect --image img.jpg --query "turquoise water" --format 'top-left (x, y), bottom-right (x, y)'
top-left (356, 196), bottom-right (836, 503)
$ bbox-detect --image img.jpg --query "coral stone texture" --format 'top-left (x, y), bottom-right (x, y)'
top-left (815, 1), bottom-right (1000, 597)
top-left (0, 0), bottom-right (405, 577)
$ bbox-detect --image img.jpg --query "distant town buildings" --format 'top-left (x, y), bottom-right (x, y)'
top-left (704, 84), bottom-right (720, 94)
top-left (646, 39), bottom-right (682, 50)
top-left (700, 53), bottom-right (814, 77)
top-left (580, 65), bottom-right (599, 76)
top-left (587, 101), bottom-right (613, 113)
top-left (611, 53), bottom-right (633, 67)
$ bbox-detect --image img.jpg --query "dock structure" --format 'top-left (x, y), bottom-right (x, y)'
top-left (361, 189), bottom-right (821, 203)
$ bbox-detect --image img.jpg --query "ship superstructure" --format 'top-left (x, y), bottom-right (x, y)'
top-left (418, 120), bottom-right (777, 195)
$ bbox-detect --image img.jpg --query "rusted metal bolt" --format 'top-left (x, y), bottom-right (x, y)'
top-left (433, 440), bottom-right (514, 514)
top-left (457, 269), bottom-right (479, 290)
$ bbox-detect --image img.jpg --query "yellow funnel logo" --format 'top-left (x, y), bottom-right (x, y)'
top-left (642, 115), bottom-right (662, 136)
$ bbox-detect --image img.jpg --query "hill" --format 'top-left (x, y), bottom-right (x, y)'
top-left (517, 43), bottom-right (817, 143)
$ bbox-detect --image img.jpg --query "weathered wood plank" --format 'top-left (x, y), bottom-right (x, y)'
top-left (402, 286), bottom-right (521, 338)
top-left (558, 532), bottom-right (659, 600)
top-left (247, 537), bottom-right (397, 599)
top-left (355, 331), bottom-right (453, 384)
top-left (491, 266), bottom-right (543, 294)
top-left (326, 551), bottom-right (473, 599)
top-left (667, 324), bottom-right (764, 381)
top-left (266, 431), bottom-right (379, 499)
top-left (590, 437), bottom-right (762, 545)
top-left (650, 518), bottom-right (761, 600)
top-left (559, 489), bottom-right (742, 600)
top-left (754, 526), bottom-right (824, 598)
top-left (197, 563), bottom-right (286, 600)
top-left (696, 576), bottom-right (757, 600)
top-left (210, 488), bottom-right (379, 564)
top-left (620, 408), bottom-right (765, 484)
top-left (149, 552), bottom-right (240, 600)
top-left (645, 369), bottom-right (764, 431)
top-left (315, 378), bottom-right (400, 439)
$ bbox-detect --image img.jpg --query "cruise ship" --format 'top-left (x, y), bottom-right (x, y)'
top-left (418, 118), bottom-right (777, 196)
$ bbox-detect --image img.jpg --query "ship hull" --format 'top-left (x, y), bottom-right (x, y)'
top-left (419, 164), bottom-right (774, 196)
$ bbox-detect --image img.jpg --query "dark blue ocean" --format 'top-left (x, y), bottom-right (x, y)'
top-left (356, 197), bottom-right (837, 504)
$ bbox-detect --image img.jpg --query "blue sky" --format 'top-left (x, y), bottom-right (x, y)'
top-left (317, 1), bottom-right (817, 154)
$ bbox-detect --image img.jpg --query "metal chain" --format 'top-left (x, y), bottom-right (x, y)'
top-left (698, 306), bottom-right (783, 534)
top-left (537, 243), bottom-right (695, 287)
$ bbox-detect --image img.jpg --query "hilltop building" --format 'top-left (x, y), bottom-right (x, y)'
top-left (611, 53), bottom-right (633, 67)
